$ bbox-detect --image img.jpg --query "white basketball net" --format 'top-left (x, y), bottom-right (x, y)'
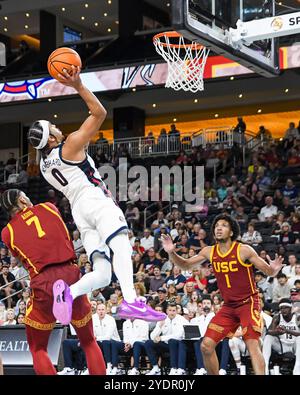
top-left (153, 33), bottom-right (210, 93)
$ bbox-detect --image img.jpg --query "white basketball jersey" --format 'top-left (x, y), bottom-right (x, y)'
top-left (40, 144), bottom-right (109, 206)
top-left (279, 313), bottom-right (298, 345)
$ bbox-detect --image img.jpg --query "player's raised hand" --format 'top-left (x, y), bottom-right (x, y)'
top-left (266, 253), bottom-right (284, 276)
top-left (161, 234), bottom-right (175, 254)
top-left (57, 65), bottom-right (82, 90)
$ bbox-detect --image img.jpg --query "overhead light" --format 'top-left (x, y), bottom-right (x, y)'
top-left (84, 3), bottom-right (89, 8)
top-left (257, 109), bottom-right (262, 113)
top-left (152, 103), bottom-right (157, 108)
top-left (167, 2), bottom-right (171, 6)
top-left (25, 13), bottom-right (30, 17)
top-left (238, 93), bottom-right (243, 98)
top-left (279, 137), bottom-right (283, 141)
top-left (104, 12), bottom-right (108, 16)
top-left (215, 114), bottom-right (219, 118)
top-left (115, 20), bottom-right (119, 24)
top-left (173, 118), bottom-right (177, 122)
top-left (132, 87), bottom-right (136, 92)
top-left (61, 7), bottom-right (66, 11)
top-left (230, 76), bottom-right (234, 80)
top-left (94, 22), bottom-right (99, 26)
top-left (81, 16), bottom-right (85, 20)
top-left (107, 28), bottom-right (111, 32)
top-left (24, 25), bottom-right (29, 29)
top-left (4, 16), bottom-right (8, 21)
top-left (285, 88), bottom-right (289, 93)
top-left (48, 98), bottom-right (52, 102)
top-left (278, 2), bottom-right (282, 5)
top-left (54, 114), bottom-right (58, 118)
top-left (4, 28), bottom-right (7, 32)
top-left (194, 99), bottom-right (198, 103)
top-left (108, 0), bottom-right (112, 4)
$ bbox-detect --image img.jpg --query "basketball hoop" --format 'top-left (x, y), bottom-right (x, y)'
top-left (153, 31), bottom-right (210, 93)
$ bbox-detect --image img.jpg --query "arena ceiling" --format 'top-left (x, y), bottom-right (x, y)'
top-left (0, 0), bottom-right (171, 38)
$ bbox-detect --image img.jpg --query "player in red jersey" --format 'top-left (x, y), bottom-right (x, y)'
top-left (0, 189), bottom-right (106, 375)
top-left (162, 213), bottom-right (283, 375)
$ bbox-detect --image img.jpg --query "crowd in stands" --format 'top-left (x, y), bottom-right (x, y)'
top-left (0, 121), bottom-right (300, 375)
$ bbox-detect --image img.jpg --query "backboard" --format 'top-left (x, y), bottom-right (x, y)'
top-left (172, 0), bottom-right (280, 77)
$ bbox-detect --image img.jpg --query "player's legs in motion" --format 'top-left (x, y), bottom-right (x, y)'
top-left (244, 338), bottom-right (265, 375)
top-left (70, 253), bottom-right (112, 299)
top-left (53, 229), bottom-right (166, 323)
top-left (107, 232), bottom-right (166, 321)
top-left (74, 319), bottom-right (106, 375)
top-left (262, 335), bottom-right (281, 375)
top-left (25, 326), bottom-right (57, 375)
top-left (201, 337), bottom-right (220, 375)
top-left (68, 234), bottom-right (137, 303)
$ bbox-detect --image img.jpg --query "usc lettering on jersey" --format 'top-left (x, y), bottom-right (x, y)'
top-left (1, 202), bottom-right (76, 279)
top-left (210, 241), bottom-right (258, 305)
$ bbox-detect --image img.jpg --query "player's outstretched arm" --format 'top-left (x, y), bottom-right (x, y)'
top-left (240, 244), bottom-right (283, 277)
top-left (58, 66), bottom-right (107, 151)
top-left (161, 234), bottom-right (210, 270)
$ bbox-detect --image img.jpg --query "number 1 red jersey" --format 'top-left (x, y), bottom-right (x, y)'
top-left (1, 202), bottom-right (76, 279)
top-left (210, 241), bottom-right (258, 306)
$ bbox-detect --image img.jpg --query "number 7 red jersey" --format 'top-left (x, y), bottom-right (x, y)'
top-left (1, 202), bottom-right (76, 279)
top-left (210, 241), bottom-right (258, 306)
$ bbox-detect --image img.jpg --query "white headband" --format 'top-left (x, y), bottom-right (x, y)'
top-left (279, 302), bottom-right (292, 308)
top-left (35, 120), bottom-right (50, 150)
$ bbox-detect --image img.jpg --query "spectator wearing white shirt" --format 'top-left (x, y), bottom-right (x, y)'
top-left (272, 273), bottom-right (293, 303)
top-left (283, 254), bottom-right (298, 279)
top-left (259, 196), bottom-right (278, 221)
top-left (288, 263), bottom-right (300, 287)
top-left (2, 308), bottom-right (16, 325)
top-left (151, 211), bottom-right (169, 230)
top-left (170, 221), bottom-right (182, 240)
top-left (110, 318), bottom-right (149, 375)
top-left (72, 230), bottom-right (85, 258)
top-left (92, 303), bottom-right (120, 374)
top-left (179, 296), bottom-right (230, 375)
top-left (241, 223), bottom-right (263, 246)
top-left (284, 122), bottom-right (299, 140)
top-left (145, 303), bottom-right (188, 375)
top-left (140, 229), bottom-right (154, 251)
top-left (9, 256), bottom-right (19, 278)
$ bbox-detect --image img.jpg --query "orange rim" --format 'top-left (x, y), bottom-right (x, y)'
top-left (153, 31), bottom-right (204, 50)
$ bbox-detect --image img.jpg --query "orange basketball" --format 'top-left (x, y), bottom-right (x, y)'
top-left (47, 47), bottom-right (82, 81)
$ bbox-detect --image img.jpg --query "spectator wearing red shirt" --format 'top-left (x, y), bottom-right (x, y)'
top-left (186, 268), bottom-right (207, 293)
top-left (132, 238), bottom-right (145, 256)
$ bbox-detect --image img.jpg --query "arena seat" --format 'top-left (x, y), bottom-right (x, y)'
top-left (269, 349), bottom-right (295, 375)
top-left (286, 244), bottom-right (300, 253)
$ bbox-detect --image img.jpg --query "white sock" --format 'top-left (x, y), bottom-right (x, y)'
top-left (109, 233), bottom-right (136, 303)
top-left (107, 363), bottom-right (112, 370)
top-left (70, 254), bottom-right (112, 300)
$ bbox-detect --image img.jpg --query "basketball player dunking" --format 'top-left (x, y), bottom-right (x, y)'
top-left (28, 66), bottom-right (165, 324)
top-left (162, 214), bottom-right (283, 375)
